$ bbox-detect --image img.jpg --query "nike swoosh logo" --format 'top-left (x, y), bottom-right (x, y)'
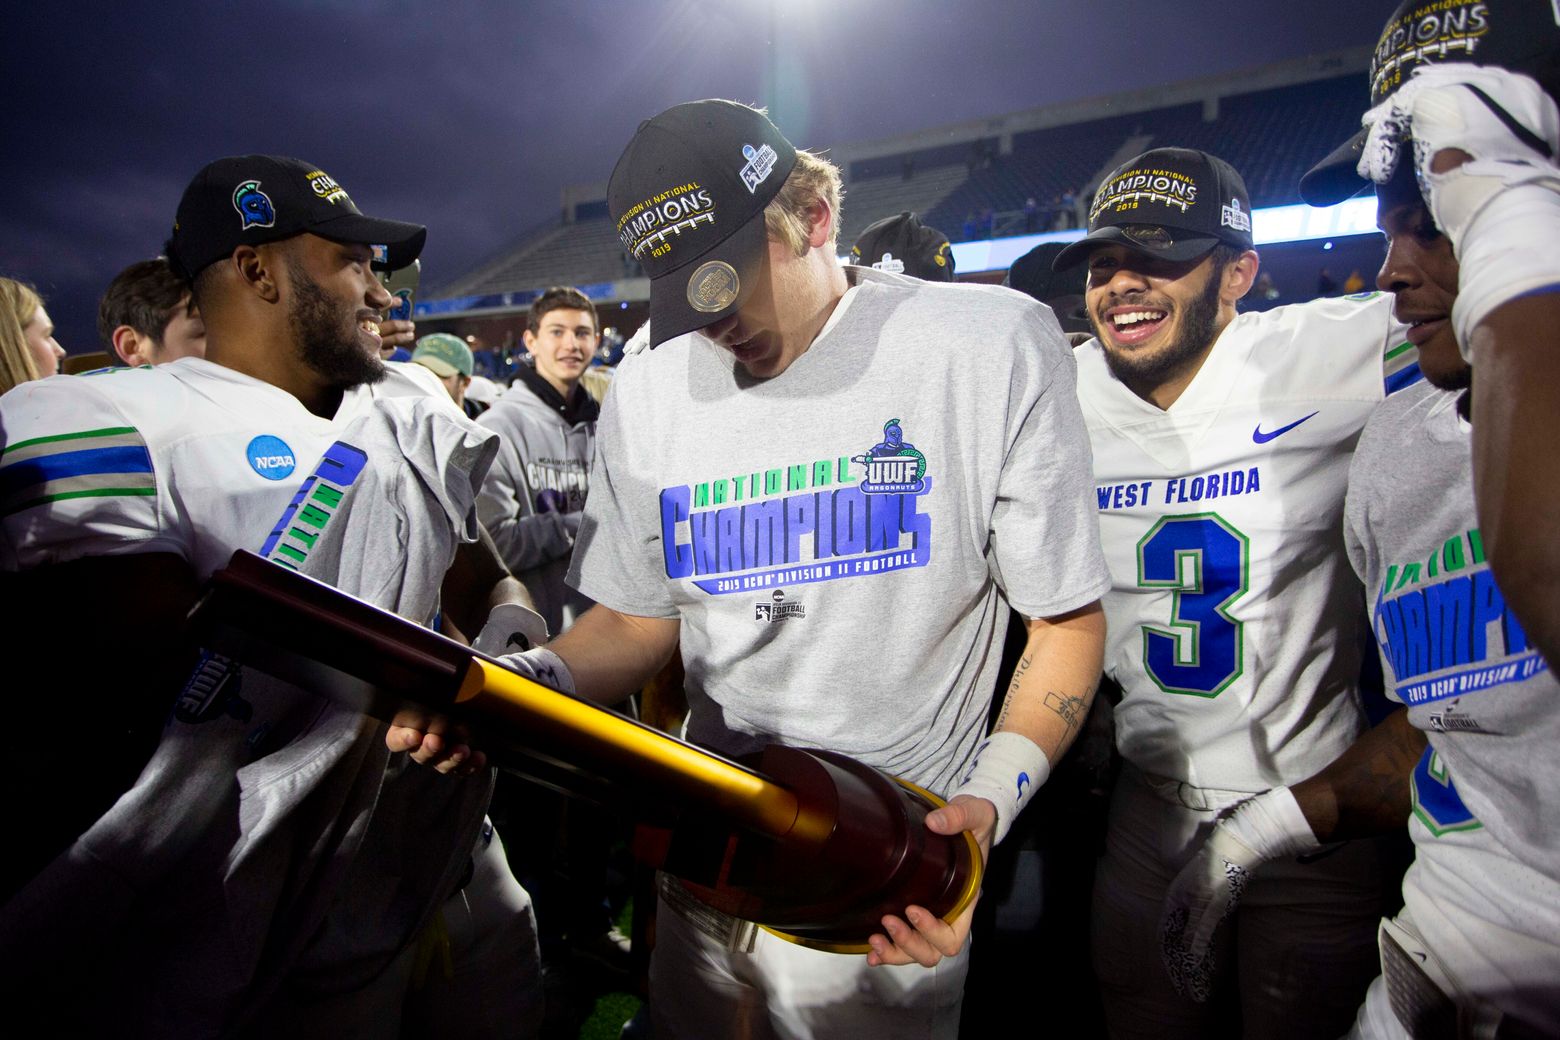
top-left (1252, 411), bottom-right (1319, 444)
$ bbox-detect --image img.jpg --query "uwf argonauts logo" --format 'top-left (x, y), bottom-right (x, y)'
top-left (852, 418), bottom-right (928, 494)
top-left (233, 179), bottom-right (276, 229)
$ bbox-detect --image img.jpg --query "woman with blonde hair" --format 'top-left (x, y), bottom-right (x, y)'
top-left (1, 277), bottom-right (66, 394)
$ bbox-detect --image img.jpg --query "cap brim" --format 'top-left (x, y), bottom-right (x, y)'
top-left (645, 211), bottom-right (768, 348)
top-left (1052, 225), bottom-right (1221, 271)
top-left (1299, 128), bottom-right (1370, 207)
top-left (315, 212), bottom-right (428, 270)
top-left (413, 356), bottom-right (460, 378)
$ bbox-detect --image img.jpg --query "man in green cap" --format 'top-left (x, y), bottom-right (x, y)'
top-left (412, 331), bottom-right (474, 413)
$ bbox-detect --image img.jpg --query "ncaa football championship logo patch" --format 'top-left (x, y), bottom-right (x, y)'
top-left (754, 587), bottom-right (806, 624)
top-left (739, 142), bottom-right (779, 193)
top-left (1221, 198), bottom-right (1251, 233)
top-left (870, 252), bottom-right (905, 274)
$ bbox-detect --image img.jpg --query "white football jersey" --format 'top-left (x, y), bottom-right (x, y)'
top-left (1079, 293), bottom-right (1419, 791)
top-left (1, 357), bottom-right (458, 580)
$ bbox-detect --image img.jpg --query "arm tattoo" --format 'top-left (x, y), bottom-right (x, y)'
top-left (993, 652), bottom-right (1032, 731)
top-left (1332, 723), bottom-right (1427, 836)
top-left (1043, 691), bottom-right (1086, 736)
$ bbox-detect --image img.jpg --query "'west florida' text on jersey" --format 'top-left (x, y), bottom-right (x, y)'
top-left (1082, 292), bottom-right (1420, 792)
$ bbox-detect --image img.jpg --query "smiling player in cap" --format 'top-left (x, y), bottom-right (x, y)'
top-left (483, 98), bottom-right (1110, 1039)
top-left (1155, 3), bottom-right (1560, 1037)
top-left (1054, 145), bottom-right (1422, 1038)
top-left (1302, 0), bottom-right (1560, 672)
top-left (0, 154), bottom-right (542, 1034)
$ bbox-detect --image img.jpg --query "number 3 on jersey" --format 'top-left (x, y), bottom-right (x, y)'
top-left (1136, 513), bottom-right (1249, 697)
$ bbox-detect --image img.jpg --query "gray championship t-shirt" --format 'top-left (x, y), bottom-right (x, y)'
top-left (1344, 379), bottom-right (1560, 1024)
top-left (570, 268), bottom-right (1110, 794)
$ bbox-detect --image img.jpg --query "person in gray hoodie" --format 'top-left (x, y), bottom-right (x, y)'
top-left (477, 286), bottom-right (601, 636)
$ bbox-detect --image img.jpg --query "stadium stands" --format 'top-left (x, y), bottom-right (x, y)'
top-left (922, 110), bottom-right (1165, 238)
top-left (426, 52), bottom-right (1371, 314)
top-left (440, 219), bottom-right (626, 300)
top-left (1117, 76), bottom-right (1364, 206)
top-left (839, 163), bottom-right (972, 246)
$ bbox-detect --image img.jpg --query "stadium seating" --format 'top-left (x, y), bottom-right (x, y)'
top-left (430, 69), bottom-right (1366, 303)
top-left (1117, 77), bottom-right (1363, 207)
top-left (839, 163), bottom-right (971, 247)
top-left (922, 108), bottom-right (1170, 238)
top-left (439, 218), bottom-right (626, 299)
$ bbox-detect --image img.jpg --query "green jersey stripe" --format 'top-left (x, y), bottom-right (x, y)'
top-left (3, 485), bottom-right (157, 518)
top-left (1, 469), bottom-right (157, 516)
top-left (2, 426), bottom-right (140, 457)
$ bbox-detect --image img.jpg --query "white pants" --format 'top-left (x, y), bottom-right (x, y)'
top-left (1346, 975), bottom-right (1410, 1040)
top-left (1345, 905), bottom-right (1560, 1040)
top-left (649, 887), bottom-right (968, 1040)
top-left (1092, 766), bottom-right (1388, 1040)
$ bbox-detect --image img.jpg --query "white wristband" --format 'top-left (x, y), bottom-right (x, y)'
top-left (472, 602), bottom-right (550, 657)
top-left (1452, 181), bottom-right (1560, 359)
top-left (946, 732), bottom-right (1051, 846)
top-left (496, 646), bottom-right (576, 697)
top-left (1213, 786), bottom-right (1320, 867)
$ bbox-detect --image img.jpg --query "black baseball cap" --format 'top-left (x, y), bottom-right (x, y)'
top-left (1300, 0), bottom-right (1560, 206)
top-left (1052, 148), bottom-right (1254, 271)
top-left (1005, 241), bottom-right (1090, 334)
top-left (165, 155), bottom-right (426, 282)
top-left (849, 211), bottom-right (955, 281)
top-left (608, 100), bottom-right (799, 348)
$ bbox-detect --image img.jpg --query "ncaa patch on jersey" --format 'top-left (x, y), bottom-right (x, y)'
top-left (247, 435), bottom-right (297, 480)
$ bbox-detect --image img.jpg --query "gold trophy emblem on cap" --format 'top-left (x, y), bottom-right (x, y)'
top-left (688, 260), bottom-right (741, 312)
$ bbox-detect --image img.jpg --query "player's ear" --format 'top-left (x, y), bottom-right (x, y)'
top-left (111, 325), bottom-right (150, 366)
top-left (803, 194), bottom-right (834, 250)
top-left (235, 244), bottom-right (281, 304)
top-left (522, 329), bottom-right (538, 355)
top-left (1222, 250), bottom-right (1260, 305)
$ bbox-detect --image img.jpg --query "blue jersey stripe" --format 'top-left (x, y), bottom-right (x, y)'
top-left (0, 444), bottom-right (154, 498)
top-left (1515, 283), bottom-right (1560, 303)
top-left (1385, 362), bottom-right (1423, 396)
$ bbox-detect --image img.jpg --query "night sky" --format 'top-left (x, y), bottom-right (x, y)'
top-left (4, 0), bottom-right (1388, 352)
